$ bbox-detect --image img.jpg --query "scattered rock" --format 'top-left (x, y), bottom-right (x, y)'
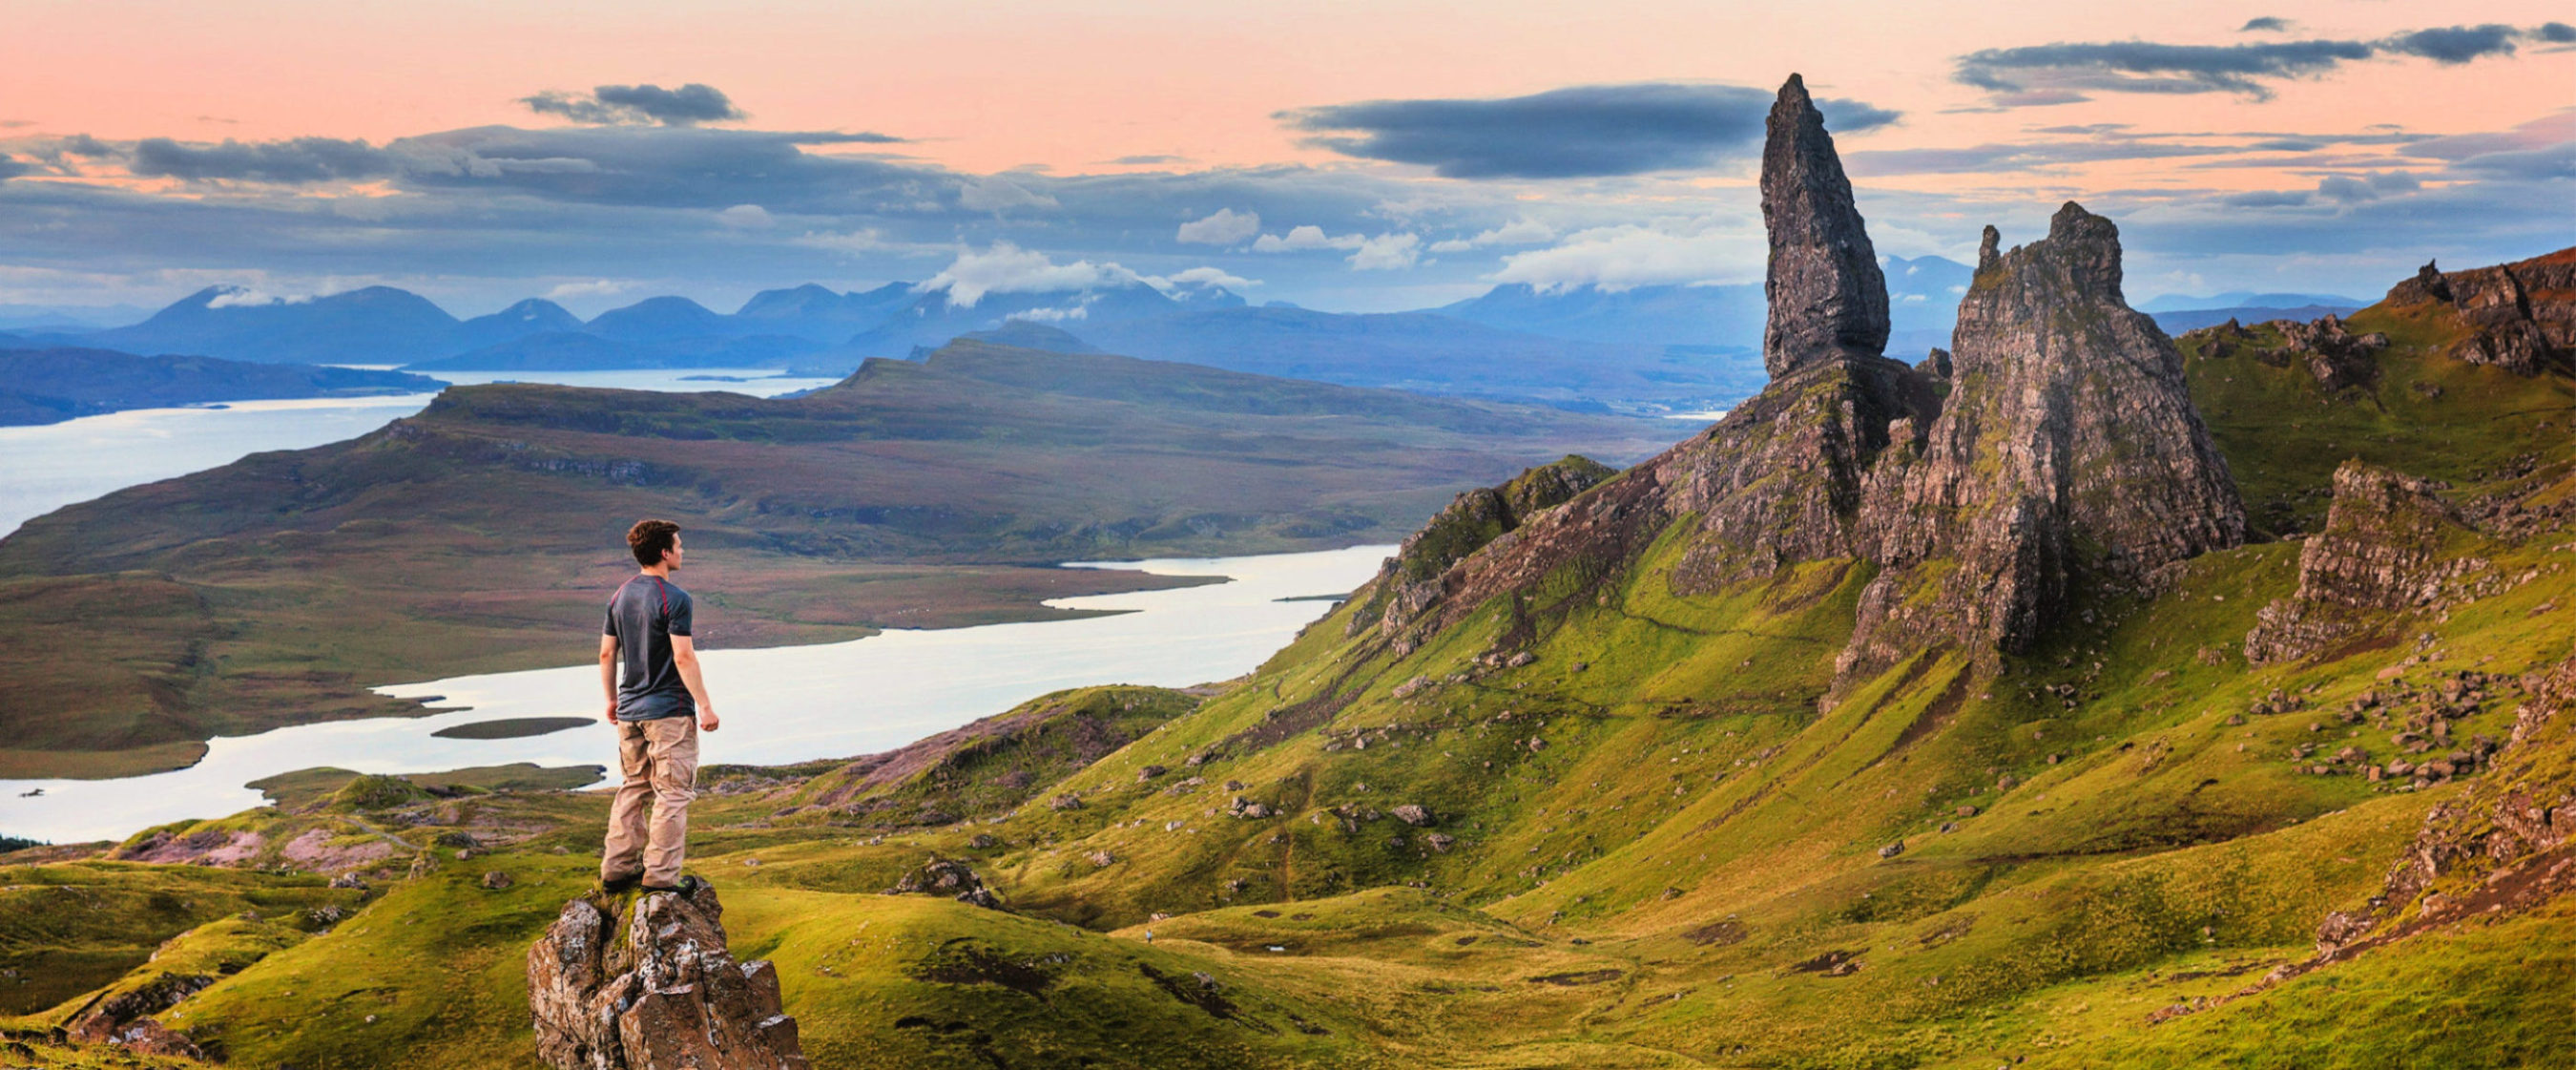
top-left (482, 871), bottom-right (514, 891)
top-left (886, 857), bottom-right (1005, 909)
top-left (1392, 804), bottom-right (1436, 827)
top-left (66, 973), bottom-right (214, 1044)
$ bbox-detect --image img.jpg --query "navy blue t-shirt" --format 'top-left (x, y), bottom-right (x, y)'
top-left (604, 574), bottom-right (695, 722)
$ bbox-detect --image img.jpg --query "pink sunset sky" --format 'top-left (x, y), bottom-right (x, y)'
top-left (0, 0), bottom-right (2568, 316)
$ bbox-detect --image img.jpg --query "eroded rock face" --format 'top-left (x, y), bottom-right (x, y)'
top-left (2383, 249), bottom-right (2576, 376)
top-left (2245, 461), bottom-right (2483, 664)
top-left (528, 880), bottom-right (807, 1070)
top-left (1843, 204), bottom-right (2245, 676)
top-left (1760, 73), bottom-right (1890, 378)
top-left (1353, 455), bottom-right (1616, 649)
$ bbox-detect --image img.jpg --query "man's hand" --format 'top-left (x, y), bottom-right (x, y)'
top-left (603, 700), bottom-right (619, 724)
top-left (698, 706), bottom-right (720, 733)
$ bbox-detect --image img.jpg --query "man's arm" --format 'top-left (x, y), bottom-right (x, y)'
top-left (671, 635), bottom-right (718, 732)
top-left (599, 634), bottom-right (619, 723)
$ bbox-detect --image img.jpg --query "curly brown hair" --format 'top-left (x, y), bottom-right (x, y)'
top-left (626, 518), bottom-right (681, 567)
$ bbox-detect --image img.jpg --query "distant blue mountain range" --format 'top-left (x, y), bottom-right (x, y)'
top-left (29, 252), bottom-right (2277, 410)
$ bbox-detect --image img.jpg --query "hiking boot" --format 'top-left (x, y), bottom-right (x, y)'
top-left (638, 874), bottom-right (700, 895)
top-left (600, 873), bottom-right (641, 894)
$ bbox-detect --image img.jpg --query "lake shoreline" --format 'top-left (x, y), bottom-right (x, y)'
top-left (0, 545), bottom-right (1392, 842)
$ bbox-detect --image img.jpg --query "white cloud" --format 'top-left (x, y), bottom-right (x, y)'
top-left (918, 241), bottom-right (1140, 307)
top-left (1488, 221), bottom-right (1760, 291)
top-left (715, 203), bottom-right (774, 229)
top-left (1427, 218), bottom-right (1557, 253)
top-left (1175, 208), bottom-right (1259, 245)
top-left (1250, 224), bottom-right (1366, 253)
top-left (1158, 265), bottom-right (1258, 290)
top-left (1347, 233), bottom-right (1423, 271)
top-left (545, 279), bottom-right (630, 301)
top-left (203, 284), bottom-right (315, 308)
top-left (1006, 304), bottom-right (1090, 323)
top-left (793, 228), bottom-right (893, 254)
top-left (957, 176), bottom-right (1059, 214)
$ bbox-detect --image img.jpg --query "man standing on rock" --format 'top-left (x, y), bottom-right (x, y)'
top-left (598, 518), bottom-right (719, 893)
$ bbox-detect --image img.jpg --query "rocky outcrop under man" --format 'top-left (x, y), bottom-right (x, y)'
top-left (528, 880), bottom-right (808, 1070)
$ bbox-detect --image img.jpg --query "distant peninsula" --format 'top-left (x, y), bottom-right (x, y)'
top-left (0, 346), bottom-right (445, 428)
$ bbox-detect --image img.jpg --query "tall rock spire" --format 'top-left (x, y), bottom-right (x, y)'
top-left (1760, 73), bottom-right (1890, 378)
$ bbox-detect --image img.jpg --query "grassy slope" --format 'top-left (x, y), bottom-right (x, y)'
top-left (0, 343), bottom-right (1672, 778)
top-left (12, 287), bottom-right (2576, 1067)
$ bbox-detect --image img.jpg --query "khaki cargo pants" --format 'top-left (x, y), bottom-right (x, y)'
top-left (600, 714), bottom-right (700, 888)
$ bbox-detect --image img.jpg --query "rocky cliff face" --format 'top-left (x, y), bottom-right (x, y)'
top-left (1354, 455), bottom-right (1616, 651)
top-left (2245, 461), bottom-right (2483, 664)
top-left (1842, 206), bottom-right (2246, 676)
top-left (1760, 73), bottom-right (1890, 379)
top-left (1340, 79), bottom-right (2243, 693)
top-left (2383, 248), bottom-right (2576, 376)
top-left (528, 881), bottom-right (808, 1070)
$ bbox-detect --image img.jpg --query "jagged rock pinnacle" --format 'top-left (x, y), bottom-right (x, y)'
top-left (1760, 73), bottom-right (1890, 378)
top-left (1844, 200), bottom-right (2245, 675)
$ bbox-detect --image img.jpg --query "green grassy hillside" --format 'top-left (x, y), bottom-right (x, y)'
top-left (10, 261), bottom-right (2576, 1067)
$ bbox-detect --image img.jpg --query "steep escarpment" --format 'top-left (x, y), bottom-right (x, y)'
top-left (2244, 461), bottom-right (2488, 664)
top-left (1349, 454), bottom-right (1617, 651)
top-left (2383, 248), bottom-right (2576, 376)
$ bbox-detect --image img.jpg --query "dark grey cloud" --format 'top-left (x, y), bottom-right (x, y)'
top-left (2382, 25), bottom-right (2521, 63)
top-left (2542, 22), bottom-right (2576, 43)
top-left (520, 83), bottom-right (756, 126)
top-left (1107, 154), bottom-right (1188, 165)
top-left (0, 156), bottom-right (28, 181)
top-left (1957, 24), bottom-right (2557, 104)
top-left (1278, 82), bottom-right (1899, 178)
top-left (386, 125), bottom-right (925, 210)
top-left (2316, 170), bottom-right (2421, 202)
top-left (2445, 141), bottom-right (2576, 180)
top-left (1848, 136), bottom-right (2264, 176)
top-left (2240, 17), bottom-right (2291, 32)
top-left (56, 134), bottom-right (114, 157)
top-left (130, 136), bottom-right (402, 181)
